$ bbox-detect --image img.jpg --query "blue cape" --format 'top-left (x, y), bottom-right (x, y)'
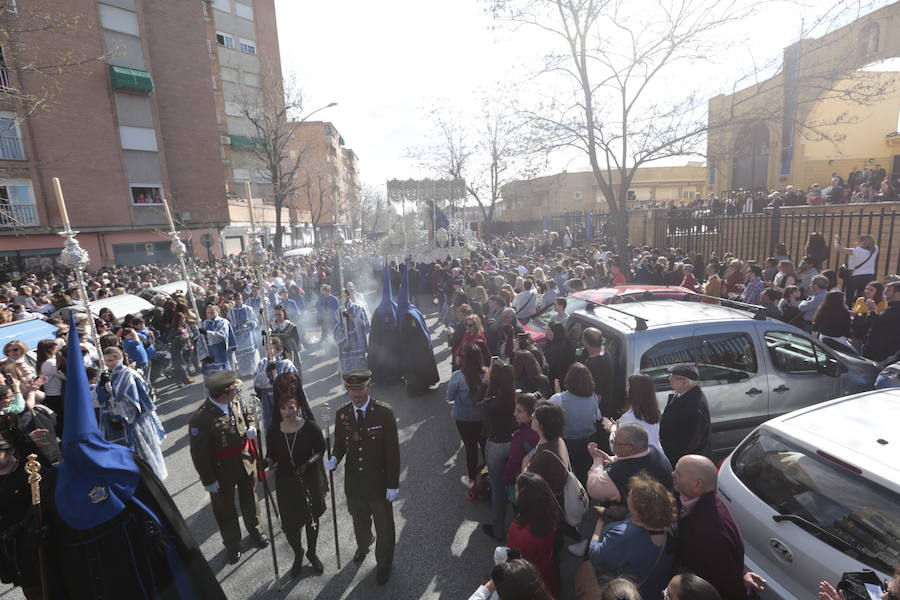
top-left (55, 313), bottom-right (140, 530)
top-left (398, 261), bottom-right (431, 345)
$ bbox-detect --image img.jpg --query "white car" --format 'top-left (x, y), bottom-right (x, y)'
top-left (718, 388), bottom-right (900, 599)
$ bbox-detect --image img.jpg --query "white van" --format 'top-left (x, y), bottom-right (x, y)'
top-left (718, 388), bottom-right (900, 599)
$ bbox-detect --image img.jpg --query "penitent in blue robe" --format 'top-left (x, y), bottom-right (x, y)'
top-left (335, 299), bottom-right (370, 374)
top-left (96, 363), bottom-right (168, 480)
top-left (198, 316), bottom-right (237, 377)
top-left (227, 304), bottom-right (261, 377)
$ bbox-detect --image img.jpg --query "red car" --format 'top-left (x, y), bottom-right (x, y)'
top-left (524, 285), bottom-right (698, 346)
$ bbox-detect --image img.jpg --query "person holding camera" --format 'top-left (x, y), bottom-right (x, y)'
top-left (266, 372), bottom-right (327, 578)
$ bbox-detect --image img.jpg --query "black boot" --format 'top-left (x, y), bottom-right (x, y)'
top-left (286, 530), bottom-right (304, 578)
top-left (306, 521), bottom-right (323, 574)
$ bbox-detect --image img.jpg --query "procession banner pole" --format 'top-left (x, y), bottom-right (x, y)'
top-left (51, 177), bottom-right (102, 362)
top-left (248, 390), bottom-right (281, 590)
top-left (161, 195), bottom-right (206, 358)
top-left (322, 399), bottom-right (341, 569)
top-left (25, 454), bottom-right (50, 599)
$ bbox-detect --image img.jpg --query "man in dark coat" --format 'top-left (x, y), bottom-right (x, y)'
top-left (397, 261), bottom-right (439, 395)
top-left (861, 281), bottom-right (900, 362)
top-left (188, 370), bottom-right (268, 564)
top-left (659, 364), bottom-right (711, 466)
top-left (325, 370), bottom-right (401, 585)
top-left (368, 263), bottom-right (401, 385)
top-left (672, 455), bottom-right (766, 599)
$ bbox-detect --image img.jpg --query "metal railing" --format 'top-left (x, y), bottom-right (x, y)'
top-left (654, 204), bottom-right (900, 278)
top-left (0, 134), bottom-right (24, 160)
top-left (0, 67), bottom-right (10, 90)
top-left (0, 203), bottom-right (38, 227)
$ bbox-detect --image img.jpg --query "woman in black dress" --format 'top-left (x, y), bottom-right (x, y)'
top-left (266, 372), bottom-right (327, 577)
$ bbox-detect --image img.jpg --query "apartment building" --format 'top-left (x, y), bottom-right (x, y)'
top-left (287, 121), bottom-right (360, 244)
top-left (0, 0), bottom-right (286, 271)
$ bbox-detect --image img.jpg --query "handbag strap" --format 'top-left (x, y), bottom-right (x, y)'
top-left (541, 446), bottom-right (572, 474)
top-left (637, 537), bottom-right (667, 588)
top-left (853, 249), bottom-right (876, 270)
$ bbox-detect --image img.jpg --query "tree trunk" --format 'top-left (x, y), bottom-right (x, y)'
top-left (274, 199), bottom-right (283, 255)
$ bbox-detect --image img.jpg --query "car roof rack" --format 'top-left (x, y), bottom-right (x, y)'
top-left (585, 301), bottom-right (649, 331)
top-left (690, 294), bottom-right (768, 320)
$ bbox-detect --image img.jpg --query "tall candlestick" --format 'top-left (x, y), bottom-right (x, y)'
top-left (161, 195), bottom-right (176, 232)
top-left (51, 177), bottom-right (70, 230)
top-left (245, 181), bottom-right (256, 229)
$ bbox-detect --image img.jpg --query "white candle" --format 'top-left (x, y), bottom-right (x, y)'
top-left (161, 195), bottom-right (176, 231)
top-left (51, 177), bottom-right (70, 229)
top-left (245, 182), bottom-right (256, 229)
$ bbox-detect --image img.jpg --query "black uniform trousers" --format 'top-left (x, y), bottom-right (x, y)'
top-left (347, 491), bottom-right (395, 568)
top-left (210, 474), bottom-right (263, 551)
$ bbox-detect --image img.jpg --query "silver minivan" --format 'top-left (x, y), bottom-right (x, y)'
top-left (566, 300), bottom-right (880, 457)
top-left (718, 389), bottom-right (900, 599)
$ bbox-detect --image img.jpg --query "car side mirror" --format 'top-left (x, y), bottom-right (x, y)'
top-left (819, 357), bottom-right (844, 377)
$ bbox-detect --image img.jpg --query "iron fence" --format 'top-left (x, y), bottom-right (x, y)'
top-left (655, 205), bottom-right (900, 278)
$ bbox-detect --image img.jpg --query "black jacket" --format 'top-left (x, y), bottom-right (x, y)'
top-left (659, 385), bottom-right (711, 465)
top-left (861, 301), bottom-right (900, 362)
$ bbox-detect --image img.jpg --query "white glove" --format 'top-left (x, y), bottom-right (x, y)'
top-left (204, 481), bottom-right (220, 493)
top-left (245, 426), bottom-right (257, 440)
top-left (386, 488), bottom-right (400, 503)
top-left (325, 456), bottom-right (338, 471)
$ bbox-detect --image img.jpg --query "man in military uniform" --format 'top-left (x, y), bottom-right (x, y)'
top-left (325, 369), bottom-right (400, 585)
top-left (188, 370), bottom-right (269, 564)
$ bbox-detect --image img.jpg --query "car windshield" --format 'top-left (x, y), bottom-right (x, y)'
top-left (529, 296), bottom-right (588, 333)
top-left (731, 429), bottom-right (900, 575)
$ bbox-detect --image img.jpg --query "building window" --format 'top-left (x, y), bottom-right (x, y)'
top-left (0, 46), bottom-right (11, 90)
top-left (235, 2), bottom-right (253, 20)
top-left (232, 168), bottom-right (250, 183)
top-left (239, 38), bottom-right (257, 55)
top-left (215, 31), bottom-right (235, 49)
top-left (212, 0), bottom-right (230, 12)
top-left (0, 180), bottom-right (37, 227)
top-left (0, 113), bottom-right (24, 160)
top-left (119, 126), bottom-right (158, 151)
top-left (573, 190), bottom-right (583, 201)
top-left (99, 4), bottom-right (140, 36)
top-left (130, 184), bottom-right (163, 206)
top-left (224, 102), bottom-right (242, 117)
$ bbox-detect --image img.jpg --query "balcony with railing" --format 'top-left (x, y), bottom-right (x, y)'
top-left (0, 134), bottom-right (24, 160)
top-left (0, 203), bottom-right (38, 227)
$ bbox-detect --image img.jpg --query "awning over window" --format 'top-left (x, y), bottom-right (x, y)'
top-left (229, 135), bottom-right (265, 151)
top-left (110, 65), bottom-right (153, 93)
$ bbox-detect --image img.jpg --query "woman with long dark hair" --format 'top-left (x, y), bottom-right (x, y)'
top-left (35, 339), bottom-right (64, 432)
top-left (813, 290), bottom-right (852, 346)
top-left (548, 363), bottom-right (601, 486)
top-left (508, 472), bottom-right (561, 596)
top-left (479, 360), bottom-right (517, 542)
top-left (804, 232), bottom-right (829, 270)
top-left (604, 373), bottom-right (662, 454)
top-left (447, 344), bottom-right (486, 489)
top-left (513, 349), bottom-right (550, 397)
top-left (266, 372), bottom-right (327, 577)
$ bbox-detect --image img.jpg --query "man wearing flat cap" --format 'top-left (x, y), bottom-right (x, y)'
top-left (188, 370), bottom-right (268, 564)
top-left (659, 363), bottom-right (711, 466)
top-left (325, 369), bottom-right (400, 585)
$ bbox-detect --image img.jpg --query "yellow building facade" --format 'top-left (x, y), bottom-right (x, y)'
top-left (498, 164), bottom-right (707, 222)
top-left (707, 3), bottom-right (900, 193)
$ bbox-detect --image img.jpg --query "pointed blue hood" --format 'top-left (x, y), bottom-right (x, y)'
top-left (398, 260), bottom-right (431, 344)
top-left (55, 313), bottom-right (139, 530)
top-left (371, 258), bottom-right (398, 329)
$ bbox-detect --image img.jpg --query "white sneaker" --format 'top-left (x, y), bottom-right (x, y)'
top-left (567, 540), bottom-right (588, 556)
top-left (460, 475), bottom-right (474, 488)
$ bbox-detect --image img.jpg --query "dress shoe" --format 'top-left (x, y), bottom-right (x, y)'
top-left (307, 551), bottom-right (324, 574)
top-left (227, 549), bottom-right (241, 564)
top-left (250, 533), bottom-right (269, 549)
top-left (352, 547), bottom-right (370, 563)
top-left (376, 564), bottom-right (391, 585)
top-left (290, 555), bottom-right (303, 578)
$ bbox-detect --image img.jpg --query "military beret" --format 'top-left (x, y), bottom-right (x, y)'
top-left (205, 370), bottom-right (241, 397)
top-left (343, 369), bottom-right (372, 390)
top-left (667, 363), bottom-right (699, 381)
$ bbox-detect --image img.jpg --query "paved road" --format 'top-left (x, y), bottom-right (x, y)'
top-left (2, 309), bottom-right (580, 600)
